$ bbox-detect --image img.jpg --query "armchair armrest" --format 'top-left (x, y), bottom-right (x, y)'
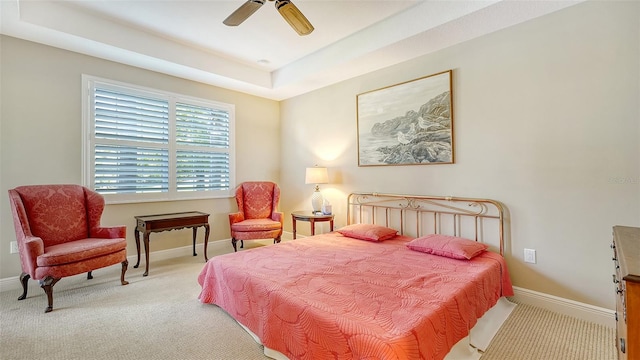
top-left (272, 211), bottom-right (284, 226)
top-left (229, 212), bottom-right (244, 225)
top-left (22, 236), bottom-right (44, 274)
top-left (92, 225), bottom-right (126, 239)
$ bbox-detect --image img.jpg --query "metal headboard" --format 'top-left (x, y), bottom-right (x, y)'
top-left (347, 192), bottom-right (506, 255)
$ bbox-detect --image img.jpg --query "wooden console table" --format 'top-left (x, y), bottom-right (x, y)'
top-left (134, 211), bottom-right (210, 276)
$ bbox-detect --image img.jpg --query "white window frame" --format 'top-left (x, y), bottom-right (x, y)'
top-left (82, 75), bottom-right (235, 204)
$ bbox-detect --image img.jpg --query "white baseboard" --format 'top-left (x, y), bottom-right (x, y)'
top-left (511, 286), bottom-right (615, 328)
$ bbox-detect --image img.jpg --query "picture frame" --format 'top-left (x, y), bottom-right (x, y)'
top-left (356, 70), bottom-right (454, 166)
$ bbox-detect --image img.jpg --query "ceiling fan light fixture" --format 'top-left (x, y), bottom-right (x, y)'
top-left (223, 0), bottom-right (314, 36)
top-left (275, 0), bottom-right (314, 36)
top-left (223, 0), bottom-right (265, 26)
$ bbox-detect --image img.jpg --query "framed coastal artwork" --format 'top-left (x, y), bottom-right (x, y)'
top-left (356, 70), bottom-right (454, 166)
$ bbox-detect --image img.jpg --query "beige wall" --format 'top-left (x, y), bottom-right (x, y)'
top-left (279, 1), bottom-right (640, 309)
top-left (0, 36), bottom-right (281, 278)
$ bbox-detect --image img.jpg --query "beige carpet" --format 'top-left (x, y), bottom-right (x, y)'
top-left (0, 254), bottom-right (616, 360)
top-left (481, 300), bottom-right (616, 360)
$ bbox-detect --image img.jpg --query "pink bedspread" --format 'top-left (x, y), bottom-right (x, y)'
top-left (198, 233), bottom-right (513, 360)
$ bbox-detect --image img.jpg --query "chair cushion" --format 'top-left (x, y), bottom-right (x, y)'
top-left (231, 219), bottom-right (282, 232)
top-left (15, 185), bottom-right (89, 246)
top-left (37, 237), bottom-right (127, 267)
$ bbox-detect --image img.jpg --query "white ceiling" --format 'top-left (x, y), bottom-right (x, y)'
top-left (1, 0), bottom-right (583, 100)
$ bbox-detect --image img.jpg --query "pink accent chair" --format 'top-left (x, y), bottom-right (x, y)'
top-left (8, 184), bottom-right (129, 313)
top-left (229, 181), bottom-right (283, 252)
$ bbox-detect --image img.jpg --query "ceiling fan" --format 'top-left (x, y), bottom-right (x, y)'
top-left (223, 0), bottom-right (314, 36)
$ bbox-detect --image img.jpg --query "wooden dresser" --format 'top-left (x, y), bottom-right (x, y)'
top-left (612, 226), bottom-right (640, 360)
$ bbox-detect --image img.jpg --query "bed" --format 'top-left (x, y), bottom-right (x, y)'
top-left (198, 193), bottom-right (515, 360)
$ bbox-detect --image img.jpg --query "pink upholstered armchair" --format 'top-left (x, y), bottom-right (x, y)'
top-left (8, 184), bottom-right (129, 313)
top-left (229, 181), bottom-right (284, 252)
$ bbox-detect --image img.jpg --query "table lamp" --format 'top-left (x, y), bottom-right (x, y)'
top-left (305, 166), bottom-right (328, 214)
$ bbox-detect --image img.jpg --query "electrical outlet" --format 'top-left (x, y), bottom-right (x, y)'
top-left (524, 248), bottom-right (536, 264)
top-left (10, 241), bottom-right (18, 254)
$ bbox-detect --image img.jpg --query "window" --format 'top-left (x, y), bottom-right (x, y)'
top-left (82, 76), bottom-right (235, 203)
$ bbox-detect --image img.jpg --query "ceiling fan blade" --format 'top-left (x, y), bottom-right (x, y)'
top-left (275, 0), bottom-right (314, 36)
top-left (223, 0), bottom-right (265, 26)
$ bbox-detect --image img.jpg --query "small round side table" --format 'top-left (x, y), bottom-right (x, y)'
top-left (291, 211), bottom-right (334, 239)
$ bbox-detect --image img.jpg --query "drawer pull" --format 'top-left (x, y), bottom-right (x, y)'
top-left (620, 338), bottom-right (625, 353)
top-left (613, 274), bottom-right (619, 284)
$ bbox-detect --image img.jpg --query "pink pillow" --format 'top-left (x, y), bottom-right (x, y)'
top-left (337, 224), bottom-right (398, 241)
top-left (406, 234), bottom-right (488, 260)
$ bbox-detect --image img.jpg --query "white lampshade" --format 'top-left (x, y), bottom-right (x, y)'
top-left (305, 167), bottom-right (328, 213)
top-left (305, 167), bottom-right (328, 186)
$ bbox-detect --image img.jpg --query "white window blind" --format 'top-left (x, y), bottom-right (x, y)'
top-left (83, 76), bottom-right (235, 203)
top-left (175, 102), bottom-right (231, 192)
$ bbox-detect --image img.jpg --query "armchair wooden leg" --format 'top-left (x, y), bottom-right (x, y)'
top-left (232, 238), bottom-right (238, 252)
top-left (241, 240), bottom-right (244, 249)
top-left (87, 271), bottom-right (93, 280)
top-left (121, 260), bottom-right (129, 286)
top-left (274, 236), bottom-right (281, 244)
top-left (39, 276), bottom-right (60, 313)
top-left (18, 272), bottom-right (30, 301)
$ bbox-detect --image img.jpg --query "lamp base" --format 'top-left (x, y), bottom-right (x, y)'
top-left (311, 190), bottom-right (323, 214)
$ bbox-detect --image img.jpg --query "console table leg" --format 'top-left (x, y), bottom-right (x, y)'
top-left (204, 224), bottom-right (210, 261)
top-left (143, 233), bottom-right (150, 277)
top-left (134, 229), bottom-right (141, 269)
top-left (192, 227), bottom-right (198, 257)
